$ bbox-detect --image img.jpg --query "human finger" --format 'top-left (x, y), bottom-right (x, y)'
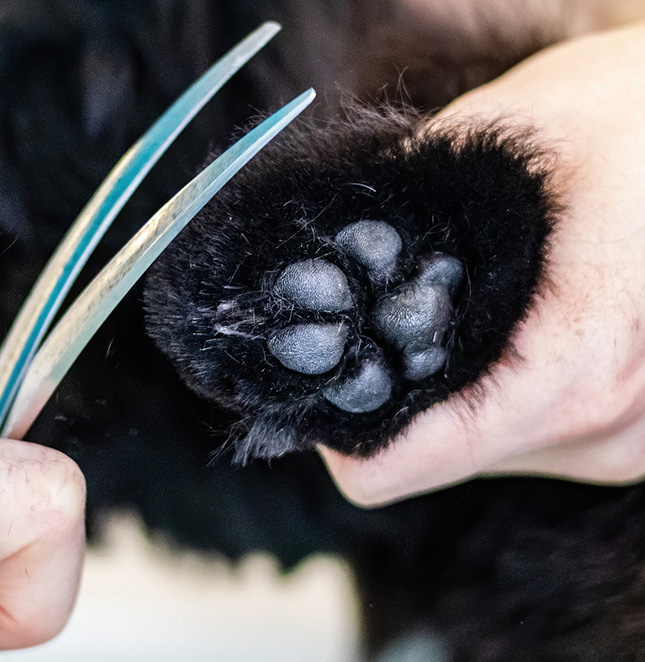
top-left (0, 438), bottom-right (86, 650)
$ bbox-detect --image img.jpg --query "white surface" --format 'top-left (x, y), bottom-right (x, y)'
top-left (2, 515), bottom-right (360, 661)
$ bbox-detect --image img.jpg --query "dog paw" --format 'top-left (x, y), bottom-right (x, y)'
top-left (266, 224), bottom-right (463, 419)
top-left (145, 106), bottom-right (556, 461)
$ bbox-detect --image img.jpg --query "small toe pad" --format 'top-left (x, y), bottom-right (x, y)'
top-left (372, 283), bottom-right (452, 350)
top-left (267, 323), bottom-right (348, 375)
top-left (323, 353), bottom-right (392, 413)
top-left (335, 220), bottom-right (402, 281)
top-left (274, 259), bottom-right (353, 312)
top-left (416, 253), bottom-right (465, 295)
top-left (403, 344), bottom-right (447, 381)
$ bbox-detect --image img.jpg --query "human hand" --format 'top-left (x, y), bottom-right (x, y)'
top-left (320, 22), bottom-right (645, 505)
top-left (0, 438), bottom-right (86, 649)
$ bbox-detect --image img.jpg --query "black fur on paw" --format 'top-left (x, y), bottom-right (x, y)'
top-left (145, 104), bottom-right (558, 462)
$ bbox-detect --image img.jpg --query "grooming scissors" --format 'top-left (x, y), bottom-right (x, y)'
top-left (0, 22), bottom-right (315, 439)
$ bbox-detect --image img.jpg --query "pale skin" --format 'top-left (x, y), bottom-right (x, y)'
top-left (3, 12), bottom-right (645, 653)
top-left (0, 439), bottom-right (85, 649)
top-left (320, 22), bottom-right (645, 506)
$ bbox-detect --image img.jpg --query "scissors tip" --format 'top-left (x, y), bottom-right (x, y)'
top-left (261, 20), bottom-right (282, 35)
top-left (292, 88), bottom-right (317, 110)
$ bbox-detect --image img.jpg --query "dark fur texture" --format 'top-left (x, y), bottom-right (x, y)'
top-left (145, 109), bottom-right (556, 460)
top-left (2, 2), bottom-right (645, 661)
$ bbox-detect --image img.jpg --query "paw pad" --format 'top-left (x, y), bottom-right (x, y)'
top-left (273, 259), bottom-right (353, 312)
top-left (372, 253), bottom-right (463, 381)
top-left (322, 350), bottom-right (392, 413)
top-left (335, 220), bottom-right (402, 281)
top-left (267, 323), bottom-right (348, 375)
top-left (265, 220), bottom-right (464, 413)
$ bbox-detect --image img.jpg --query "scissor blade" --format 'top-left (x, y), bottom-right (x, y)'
top-left (0, 21), bottom-right (281, 428)
top-left (2, 88), bottom-right (316, 440)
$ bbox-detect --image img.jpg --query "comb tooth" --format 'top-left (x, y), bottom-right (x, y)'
top-left (2, 88), bottom-right (316, 440)
top-left (0, 21), bottom-right (281, 429)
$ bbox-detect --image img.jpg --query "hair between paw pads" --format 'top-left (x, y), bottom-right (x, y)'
top-left (145, 105), bottom-right (558, 462)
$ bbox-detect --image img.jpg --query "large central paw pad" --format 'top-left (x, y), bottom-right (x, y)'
top-left (265, 220), bottom-right (464, 414)
top-left (371, 253), bottom-right (463, 381)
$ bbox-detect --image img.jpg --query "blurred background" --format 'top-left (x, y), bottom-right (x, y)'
top-left (2, 514), bottom-right (360, 662)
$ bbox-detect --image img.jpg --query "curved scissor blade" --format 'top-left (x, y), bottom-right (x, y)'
top-left (0, 21), bottom-right (281, 428)
top-left (2, 88), bottom-right (316, 440)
